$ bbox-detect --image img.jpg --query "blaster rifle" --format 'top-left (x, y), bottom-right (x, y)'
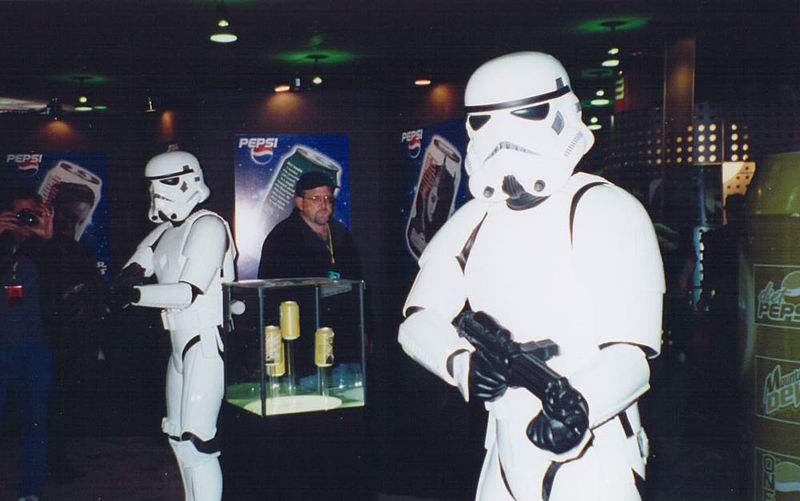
top-left (454, 310), bottom-right (560, 400)
top-left (454, 310), bottom-right (590, 454)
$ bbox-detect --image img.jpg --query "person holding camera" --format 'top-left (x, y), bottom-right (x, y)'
top-left (0, 187), bottom-right (54, 501)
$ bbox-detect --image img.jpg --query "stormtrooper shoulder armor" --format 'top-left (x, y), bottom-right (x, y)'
top-left (180, 212), bottom-right (230, 293)
top-left (125, 223), bottom-right (171, 276)
top-left (404, 199), bottom-right (489, 316)
top-left (417, 199), bottom-right (490, 268)
top-left (571, 180), bottom-right (665, 356)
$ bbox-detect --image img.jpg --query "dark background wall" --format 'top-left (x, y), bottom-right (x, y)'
top-left (0, 83), bottom-right (483, 497)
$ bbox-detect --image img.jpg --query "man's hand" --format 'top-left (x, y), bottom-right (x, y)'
top-left (29, 205), bottom-right (53, 240)
top-left (0, 210), bottom-right (20, 235)
top-left (526, 378), bottom-right (590, 454)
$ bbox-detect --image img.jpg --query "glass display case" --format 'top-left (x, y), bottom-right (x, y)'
top-left (223, 278), bottom-right (366, 417)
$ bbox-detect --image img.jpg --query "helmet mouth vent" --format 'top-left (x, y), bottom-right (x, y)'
top-left (502, 175), bottom-right (549, 211)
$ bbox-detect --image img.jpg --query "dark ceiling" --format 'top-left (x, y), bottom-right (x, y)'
top-left (0, 0), bottom-right (795, 113)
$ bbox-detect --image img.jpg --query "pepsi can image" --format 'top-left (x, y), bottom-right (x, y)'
top-left (406, 135), bottom-right (462, 259)
top-left (261, 145), bottom-right (341, 235)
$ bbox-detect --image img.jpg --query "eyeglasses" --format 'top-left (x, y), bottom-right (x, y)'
top-left (303, 195), bottom-right (336, 205)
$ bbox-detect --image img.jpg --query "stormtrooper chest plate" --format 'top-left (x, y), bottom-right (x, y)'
top-left (462, 194), bottom-right (595, 368)
top-left (153, 224), bottom-right (189, 284)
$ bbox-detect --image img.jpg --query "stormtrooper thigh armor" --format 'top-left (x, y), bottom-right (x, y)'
top-left (165, 325), bottom-right (224, 501)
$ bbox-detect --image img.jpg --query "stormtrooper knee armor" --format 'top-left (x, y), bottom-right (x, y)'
top-left (122, 151), bottom-right (236, 501)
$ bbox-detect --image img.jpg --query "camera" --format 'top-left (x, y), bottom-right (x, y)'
top-left (16, 209), bottom-right (38, 227)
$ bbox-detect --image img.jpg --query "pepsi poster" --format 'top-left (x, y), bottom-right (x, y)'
top-left (400, 119), bottom-right (468, 266)
top-left (234, 134), bottom-right (350, 278)
top-left (2, 152), bottom-right (111, 278)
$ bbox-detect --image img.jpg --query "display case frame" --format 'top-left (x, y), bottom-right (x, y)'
top-left (222, 277), bottom-right (366, 418)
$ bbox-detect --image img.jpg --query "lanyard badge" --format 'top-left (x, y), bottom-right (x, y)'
top-left (4, 285), bottom-right (23, 305)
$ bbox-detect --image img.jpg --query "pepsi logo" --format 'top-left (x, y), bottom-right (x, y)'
top-left (401, 129), bottom-right (424, 159)
top-left (6, 153), bottom-right (42, 176)
top-left (251, 144), bottom-right (274, 165)
top-left (408, 136), bottom-right (421, 159)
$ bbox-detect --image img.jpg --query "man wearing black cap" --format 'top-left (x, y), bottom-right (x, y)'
top-left (257, 171), bottom-right (361, 280)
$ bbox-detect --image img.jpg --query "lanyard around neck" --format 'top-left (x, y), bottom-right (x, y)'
top-left (327, 225), bottom-right (335, 265)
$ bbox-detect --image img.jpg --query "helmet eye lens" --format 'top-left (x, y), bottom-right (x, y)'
top-left (512, 103), bottom-right (550, 121)
top-left (160, 177), bottom-right (180, 186)
top-left (468, 114), bottom-right (491, 131)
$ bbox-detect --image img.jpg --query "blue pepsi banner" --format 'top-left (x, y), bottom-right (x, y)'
top-left (234, 134), bottom-right (350, 279)
top-left (2, 152), bottom-right (110, 279)
top-left (400, 119), bottom-right (468, 265)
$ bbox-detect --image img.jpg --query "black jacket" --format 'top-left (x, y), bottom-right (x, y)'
top-left (257, 209), bottom-right (362, 280)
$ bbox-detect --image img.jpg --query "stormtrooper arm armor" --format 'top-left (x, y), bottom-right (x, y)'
top-left (398, 255), bottom-right (474, 396)
top-left (566, 182), bottom-right (664, 428)
top-left (125, 223), bottom-right (170, 277)
top-left (399, 206), bottom-right (498, 399)
top-left (568, 343), bottom-right (650, 429)
top-left (133, 215), bottom-right (228, 310)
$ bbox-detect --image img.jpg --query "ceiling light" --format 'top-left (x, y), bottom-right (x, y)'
top-left (75, 94), bottom-right (92, 112)
top-left (306, 54), bottom-right (328, 87)
top-left (414, 78), bottom-right (432, 87)
top-left (608, 47), bottom-right (620, 55)
top-left (274, 84), bottom-right (291, 93)
top-left (590, 97), bottom-right (611, 106)
top-left (210, 3), bottom-right (237, 43)
top-left (145, 96), bottom-right (156, 113)
top-left (588, 123), bottom-right (602, 130)
top-left (601, 59), bottom-right (620, 67)
top-left (595, 89), bottom-right (605, 97)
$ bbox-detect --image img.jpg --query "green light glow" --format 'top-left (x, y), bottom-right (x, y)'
top-left (572, 16), bottom-right (650, 35)
top-left (93, 105), bottom-right (107, 110)
top-left (590, 98), bottom-right (611, 106)
top-left (275, 50), bottom-right (357, 65)
top-left (602, 59), bottom-right (620, 68)
top-left (74, 105), bottom-right (93, 112)
top-left (588, 123), bottom-right (603, 130)
top-left (580, 68), bottom-right (614, 79)
top-left (53, 73), bottom-right (110, 84)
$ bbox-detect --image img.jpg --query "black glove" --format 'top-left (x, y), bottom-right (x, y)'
top-left (468, 347), bottom-right (508, 401)
top-left (526, 378), bottom-right (590, 454)
top-left (109, 264), bottom-right (145, 310)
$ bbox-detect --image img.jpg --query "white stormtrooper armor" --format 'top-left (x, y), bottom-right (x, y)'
top-left (123, 151), bottom-right (236, 501)
top-left (398, 53), bottom-right (665, 501)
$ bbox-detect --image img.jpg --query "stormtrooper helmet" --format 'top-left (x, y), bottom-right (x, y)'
top-left (464, 52), bottom-right (594, 209)
top-left (145, 150), bottom-right (210, 222)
